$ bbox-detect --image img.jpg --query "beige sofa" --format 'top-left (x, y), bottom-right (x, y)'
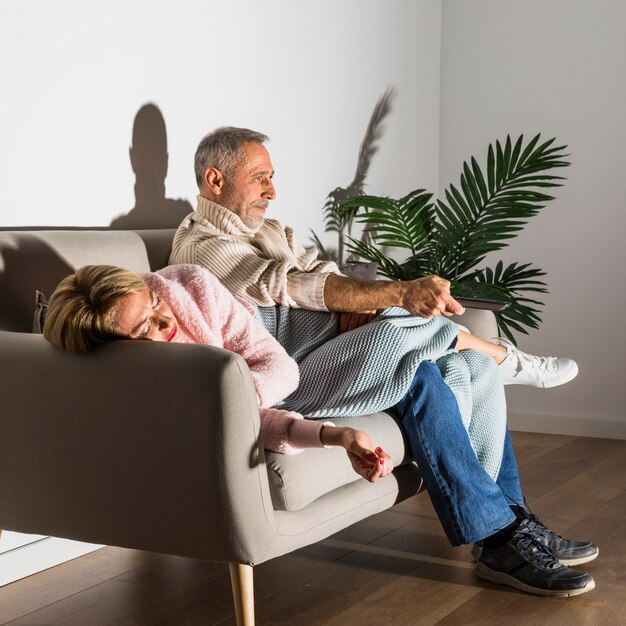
top-left (0, 228), bottom-right (496, 625)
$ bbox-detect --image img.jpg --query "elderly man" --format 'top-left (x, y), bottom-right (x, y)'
top-left (171, 128), bottom-right (576, 386)
top-left (170, 127), bottom-right (596, 596)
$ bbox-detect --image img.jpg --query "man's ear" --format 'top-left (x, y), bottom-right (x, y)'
top-left (203, 167), bottom-right (225, 196)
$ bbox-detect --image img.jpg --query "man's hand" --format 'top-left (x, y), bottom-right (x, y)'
top-left (400, 275), bottom-right (465, 318)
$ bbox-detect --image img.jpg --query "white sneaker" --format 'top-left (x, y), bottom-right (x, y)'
top-left (496, 338), bottom-right (579, 388)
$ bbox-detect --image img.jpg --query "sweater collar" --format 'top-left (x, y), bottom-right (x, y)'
top-left (193, 195), bottom-right (259, 237)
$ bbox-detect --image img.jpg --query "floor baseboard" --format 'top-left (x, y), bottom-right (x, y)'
top-left (508, 411), bottom-right (626, 440)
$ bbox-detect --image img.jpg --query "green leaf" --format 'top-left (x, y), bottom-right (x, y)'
top-left (471, 156), bottom-right (489, 204)
top-left (487, 144), bottom-right (496, 196)
top-left (462, 162), bottom-right (482, 209)
top-left (509, 134), bottom-right (524, 173)
top-left (518, 133), bottom-right (541, 167)
top-left (503, 135), bottom-right (512, 177)
top-left (496, 140), bottom-right (505, 187)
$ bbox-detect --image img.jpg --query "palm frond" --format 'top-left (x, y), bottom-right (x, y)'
top-left (341, 191), bottom-right (434, 259)
top-left (344, 236), bottom-right (407, 280)
top-left (434, 134), bottom-right (569, 279)
top-left (464, 261), bottom-right (548, 343)
top-left (398, 253), bottom-right (438, 280)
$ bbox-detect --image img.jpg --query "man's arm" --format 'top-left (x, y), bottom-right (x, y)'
top-left (187, 236), bottom-right (332, 309)
top-left (199, 236), bottom-right (464, 319)
top-left (324, 273), bottom-right (465, 318)
top-left (175, 218), bottom-right (462, 317)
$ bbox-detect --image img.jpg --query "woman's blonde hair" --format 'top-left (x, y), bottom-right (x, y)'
top-left (43, 265), bottom-right (147, 352)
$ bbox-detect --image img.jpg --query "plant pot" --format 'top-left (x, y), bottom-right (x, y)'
top-left (339, 262), bottom-right (378, 281)
top-left (451, 308), bottom-right (498, 339)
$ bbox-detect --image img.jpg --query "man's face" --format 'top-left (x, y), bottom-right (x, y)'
top-left (219, 142), bottom-right (276, 230)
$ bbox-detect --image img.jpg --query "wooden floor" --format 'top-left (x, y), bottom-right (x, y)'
top-left (1, 432), bottom-right (625, 625)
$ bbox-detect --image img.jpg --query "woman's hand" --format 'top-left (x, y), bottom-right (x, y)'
top-left (320, 426), bottom-right (393, 482)
top-left (343, 428), bottom-right (393, 482)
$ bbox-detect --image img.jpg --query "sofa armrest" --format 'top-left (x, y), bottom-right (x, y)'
top-left (0, 331), bottom-right (278, 564)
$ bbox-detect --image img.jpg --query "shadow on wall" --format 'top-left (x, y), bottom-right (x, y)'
top-left (310, 87), bottom-right (396, 267)
top-left (0, 104), bottom-right (191, 232)
top-left (0, 238), bottom-right (73, 332)
top-left (110, 103), bottom-right (192, 229)
top-left (324, 87), bottom-right (396, 215)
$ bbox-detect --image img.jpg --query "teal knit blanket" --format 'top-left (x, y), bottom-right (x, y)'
top-left (255, 306), bottom-right (506, 479)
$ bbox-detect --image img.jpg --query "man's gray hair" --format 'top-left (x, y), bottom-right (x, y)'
top-left (194, 126), bottom-right (269, 187)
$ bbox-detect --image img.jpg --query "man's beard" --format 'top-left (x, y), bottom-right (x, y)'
top-left (243, 207), bottom-right (265, 231)
top-left (220, 185), bottom-right (267, 231)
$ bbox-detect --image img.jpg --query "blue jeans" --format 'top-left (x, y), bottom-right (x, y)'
top-left (391, 360), bottom-right (525, 546)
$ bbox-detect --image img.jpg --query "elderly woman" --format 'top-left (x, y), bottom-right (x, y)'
top-left (43, 262), bottom-right (393, 482)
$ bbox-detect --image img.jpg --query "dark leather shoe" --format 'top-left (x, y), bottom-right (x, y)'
top-left (523, 511), bottom-right (599, 566)
top-left (476, 519), bottom-right (595, 596)
top-left (472, 510), bottom-right (599, 567)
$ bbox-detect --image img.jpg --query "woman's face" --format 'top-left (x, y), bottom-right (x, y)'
top-left (114, 289), bottom-right (180, 342)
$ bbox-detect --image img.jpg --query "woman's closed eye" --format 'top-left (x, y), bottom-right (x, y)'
top-left (137, 293), bottom-right (161, 338)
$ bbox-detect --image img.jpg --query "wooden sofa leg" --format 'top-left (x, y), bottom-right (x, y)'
top-left (229, 563), bottom-right (255, 626)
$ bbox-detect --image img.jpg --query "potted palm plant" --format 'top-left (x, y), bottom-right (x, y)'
top-left (338, 134), bottom-right (570, 342)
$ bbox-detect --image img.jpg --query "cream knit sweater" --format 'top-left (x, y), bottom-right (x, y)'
top-left (170, 196), bottom-right (341, 310)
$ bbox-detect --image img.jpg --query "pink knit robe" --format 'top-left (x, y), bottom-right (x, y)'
top-left (141, 264), bottom-right (330, 455)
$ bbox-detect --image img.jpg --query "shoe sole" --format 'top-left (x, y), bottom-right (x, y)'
top-left (472, 544), bottom-right (599, 567)
top-left (475, 562), bottom-right (595, 597)
top-left (559, 548), bottom-right (599, 567)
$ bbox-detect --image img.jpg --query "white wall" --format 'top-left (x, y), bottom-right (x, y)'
top-left (440, 0), bottom-right (626, 437)
top-left (3, 0), bottom-right (622, 439)
top-left (0, 0), bottom-right (442, 240)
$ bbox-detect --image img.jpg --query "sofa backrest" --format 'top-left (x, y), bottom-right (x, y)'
top-left (0, 229), bottom-right (175, 332)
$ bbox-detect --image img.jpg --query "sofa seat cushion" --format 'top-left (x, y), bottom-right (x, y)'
top-left (265, 411), bottom-right (411, 511)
